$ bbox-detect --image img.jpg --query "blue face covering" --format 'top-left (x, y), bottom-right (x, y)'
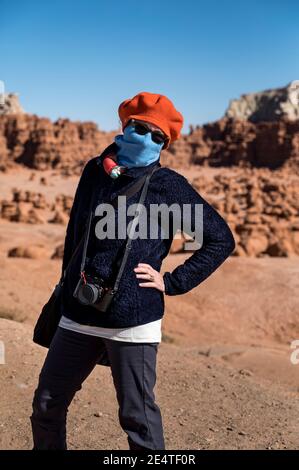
top-left (114, 124), bottom-right (163, 168)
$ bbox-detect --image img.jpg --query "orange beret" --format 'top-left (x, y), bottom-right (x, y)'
top-left (118, 91), bottom-right (184, 149)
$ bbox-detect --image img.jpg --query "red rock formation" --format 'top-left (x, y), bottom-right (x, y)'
top-left (0, 189), bottom-right (49, 223)
top-left (0, 113), bottom-right (299, 257)
top-left (0, 114), bottom-right (118, 172)
top-left (192, 168), bottom-right (299, 257)
top-left (7, 244), bottom-right (49, 259)
top-left (161, 118), bottom-right (299, 173)
top-left (1, 114), bottom-right (299, 173)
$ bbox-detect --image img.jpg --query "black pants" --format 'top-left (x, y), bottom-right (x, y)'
top-left (30, 326), bottom-right (165, 450)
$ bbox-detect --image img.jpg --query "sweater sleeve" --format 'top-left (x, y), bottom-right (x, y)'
top-left (163, 173), bottom-right (236, 296)
top-left (60, 160), bottom-right (94, 278)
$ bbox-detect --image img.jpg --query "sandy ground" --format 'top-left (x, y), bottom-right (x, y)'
top-left (0, 167), bottom-right (299, 450)
top-left (1, 318), bottom-right (299, 450)
top-left (1, 252), bottom-right (299, 449)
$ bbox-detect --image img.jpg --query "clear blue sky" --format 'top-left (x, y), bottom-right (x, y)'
top-left (1, 0), bottom-right (299, 133)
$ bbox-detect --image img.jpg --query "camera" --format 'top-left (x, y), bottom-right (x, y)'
top-left (73, 272), bottom-right (115, 313)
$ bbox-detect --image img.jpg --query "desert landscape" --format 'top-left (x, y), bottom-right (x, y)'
top-left (0, 85), bottom-right (299, 450)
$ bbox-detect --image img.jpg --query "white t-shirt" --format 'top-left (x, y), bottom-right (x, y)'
top-left (58, 315), bottom-right (162, 343)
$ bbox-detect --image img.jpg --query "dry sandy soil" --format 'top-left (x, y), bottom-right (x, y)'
top-left (0, 167), bottom-right (299, 450)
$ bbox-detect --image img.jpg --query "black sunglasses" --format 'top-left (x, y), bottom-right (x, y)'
top-left (130, 119), bottom-right (168, 145)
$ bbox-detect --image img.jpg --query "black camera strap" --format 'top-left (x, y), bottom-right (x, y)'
top-left (110, 172), bottom-right (153, 209)
top-left (112, 164), bottom-right (160, 293)
top-left (79, 194), bottom-right (96, 275)
top-left (61, 191), bottom-right (96, 283)
top-left (76, 163), bottom-right (160, 288)
top-left (62, 168), bottom-right (156, 281)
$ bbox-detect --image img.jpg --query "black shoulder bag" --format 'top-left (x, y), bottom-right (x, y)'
top-left (33, 165), bottom-right (159, 348)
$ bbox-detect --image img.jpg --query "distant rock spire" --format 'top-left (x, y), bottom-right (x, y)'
top-left (225, 81), bottom-right (299, 122)
top-left (0, 93), bottom-right (25, 115)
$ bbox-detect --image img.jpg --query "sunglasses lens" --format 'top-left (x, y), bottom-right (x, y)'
top-left (134, 123), bottom-right (148, 135)
top-left (152, 132), bottom-right (165, 144)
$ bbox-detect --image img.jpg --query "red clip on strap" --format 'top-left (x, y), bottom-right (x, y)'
top-left (103, 155), bottom-right (117, 174)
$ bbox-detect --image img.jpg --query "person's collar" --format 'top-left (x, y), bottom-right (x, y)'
top-left (124, 159), bottom-right (161, 178)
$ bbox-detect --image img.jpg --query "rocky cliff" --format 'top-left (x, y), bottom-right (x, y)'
top-left (0, 114), bottom-right (117, 172)
top-left (161, 117), bottom-right (299, 173)
top-left (0, 93), bottom-right (24, 115)
top-left (225, 81), bottom-right (299, 122)
top-left (1, 114), bottom-right (299, 174)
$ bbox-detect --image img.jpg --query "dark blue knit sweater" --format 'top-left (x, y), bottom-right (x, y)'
top-left (60, 143), bottom-right (235, 328)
